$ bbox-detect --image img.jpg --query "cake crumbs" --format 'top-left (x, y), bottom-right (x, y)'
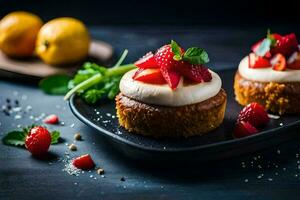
top-left (69, 144), bottom-right (77, 151)
top-left (97, 168), bottom-right (105, 175)
top-left (74, 133), bottom-right (82, 141)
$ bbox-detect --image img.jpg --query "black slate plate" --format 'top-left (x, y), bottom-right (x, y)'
top-left (69, 69), bottom-right (300, 163)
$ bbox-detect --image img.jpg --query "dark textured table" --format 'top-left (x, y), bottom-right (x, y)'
top-left (1, 26), bottom-right (300, 200)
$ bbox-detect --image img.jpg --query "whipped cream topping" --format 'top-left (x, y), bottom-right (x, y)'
top-left (119, 69), bottom-right (222, 107)
top-left (238, 56), bottom-right (300, 82)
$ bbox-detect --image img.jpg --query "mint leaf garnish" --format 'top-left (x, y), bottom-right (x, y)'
top-left (267, 29), bottom-right (277, 48)
top-left (255, 38), bottom-right (271, 57)
top-left (2, 131), bottom-right (27, 146)
top-left (51, 131), bottom-right (60, 144)
top-left (171, 40), bottom-right (182, 61)
top-left (183, 47), bottom-right (209, 64)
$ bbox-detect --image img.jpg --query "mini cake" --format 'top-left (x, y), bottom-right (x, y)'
top-left (116, 41), bottom-right (227, 138)
top-left (234, 31), bottom-right (300, 115)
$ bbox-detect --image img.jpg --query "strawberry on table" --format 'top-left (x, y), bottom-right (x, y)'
top-left (237, 102), bottom-right (269, 128)
top-left (72, 154), bottom-right (95, 170)
top-left (43, 114), bottom-right (59, 124)
top-left (25, 126), bottom-right (52, 156)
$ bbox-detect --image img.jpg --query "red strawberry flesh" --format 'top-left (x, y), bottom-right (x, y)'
top-left (43, 114), bottom-right (59, 124)
top-left (237, 102), bottom-right (270, 127)
top-left (72, 154), bottom-right (95, 170)
top-left (233, 121), bottom-right (258, 138)
top-left (25, 126), bottom-right (51, 156)
top-left (160, 67), bottom-right (181, 89)
top-left (133, 68), bottom-right (166, 84)
top-left (134, 52), bottom-right (159, 69)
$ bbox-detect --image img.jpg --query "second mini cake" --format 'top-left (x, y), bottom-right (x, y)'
top-left (116, 41), bottom-right (227, 138)
top-left (234, 31), bottom-right (300, 115)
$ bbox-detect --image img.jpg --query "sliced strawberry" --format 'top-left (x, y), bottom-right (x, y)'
top-left (160, 67), bottom-right (181, 89)
top-left (134, 52), bottom-right (159, 69)
top-left (43, 114), bottom-right (59, 124)
top-left (154, 44), bottom-right (180, 70)
top-left (133, 68), bottom-right (166, 84)
top-left (177, 62), bottom-right (212, 83)
top-left (237, 102), bottom-right (269, 127)
top-left (248, 53), bottom-right (271, 68)
top-left (271, 53), bottom-right (286, 71)
top-left (72, 154), bottom-right (95, 170)
top-left (271, 33), bottom-right (298, 57)
top-left (233, 121), bottom-right (258, 138)
top-left (287, 51), bottom-right (300, 70)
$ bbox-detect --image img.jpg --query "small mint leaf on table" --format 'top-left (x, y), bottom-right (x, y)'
top-left (183, 47), bottom-right (209, 64)
top-left (51, 131), bottom-right (60, 144)
top-left (2, 131), bottom-right (27, 146)
top-left (171, 40), bottom-right (182, 60)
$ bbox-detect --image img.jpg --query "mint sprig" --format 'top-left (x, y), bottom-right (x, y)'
top-left (2, 126), bottom-right (61, 147)
top-left (183, 47), bottom-right (209, 64)
top-left (254, 29), bottom-right (278, 57)
top-left (170, 40), bottom-right (209, 65)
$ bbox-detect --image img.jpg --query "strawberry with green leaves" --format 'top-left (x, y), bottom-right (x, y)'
top-left (249, 30), bottom-right (299, 70)
top-left (133, 40), bottom-right (212, 89)
top-left (2, 125), bottom-right (60, 156)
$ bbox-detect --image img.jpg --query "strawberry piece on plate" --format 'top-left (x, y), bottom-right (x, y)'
top-left (248, 53), bottom-right (271, 68)
top-left (134, 52), bottom-right (159, 68)
top-left (271, 53), bottom-right (286, 71)
top-left (177, 62), bottom-right (212, 83)
top-left (133, 68), bottom-right (166, 84)
top-left (73, 154), bottom-right (95, 170)
top-left (237, 102), bottom-right (270, 127)
top-left (233, 121), bottom-right (258, 138)
top-left (43, 114), bottom-right (59, 124)
top-left (25, 126), bottom-right (51, 156)
top-left (271, 33), bottom-right (298, 57)
top-left (160, 67), bottom-right (181, 89)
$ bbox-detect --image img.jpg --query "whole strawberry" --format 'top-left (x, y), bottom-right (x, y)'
top-left (25, 126), bottom-right (51, 156)
top-left (237, 102), bottom-right (269, 127)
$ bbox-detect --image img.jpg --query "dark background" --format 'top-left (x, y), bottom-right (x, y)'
top-left (0, 0), bottom-right (299, 26)
top-left (2, 1), bottom-right (300, 200)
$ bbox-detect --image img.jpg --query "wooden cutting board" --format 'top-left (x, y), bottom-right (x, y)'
top-left (0, 40), bottom-right (113, 79)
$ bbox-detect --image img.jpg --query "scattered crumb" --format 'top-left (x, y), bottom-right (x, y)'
top-left (120, 177), bottom-right (125, 181)
top-left (97, 168), bottom-right (105, 175)
top-left (74, 133), bottom-right (82, 141)
top-left (69, 144), bottom-right (77, 151)
top-left (244, 179), bottom-right (249, 183)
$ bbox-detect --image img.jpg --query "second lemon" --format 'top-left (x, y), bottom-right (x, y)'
top-left (36, 17), bottom-right (90, 65)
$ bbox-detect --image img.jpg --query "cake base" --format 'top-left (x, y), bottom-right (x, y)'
top-left (234, 71), bottom-right (300, 115)
top-left (115, 89), bottom-right (227, 138)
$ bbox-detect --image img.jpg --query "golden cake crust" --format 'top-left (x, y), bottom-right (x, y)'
top-left (115, 89), bottom-right (227, 138)
top-left (234, 71), bottom-right (300, 114)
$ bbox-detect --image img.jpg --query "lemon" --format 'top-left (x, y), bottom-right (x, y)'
top-left (0, 11), bottom-right (43, 57)
top-left (36, 17), bottom-right (90, 65)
